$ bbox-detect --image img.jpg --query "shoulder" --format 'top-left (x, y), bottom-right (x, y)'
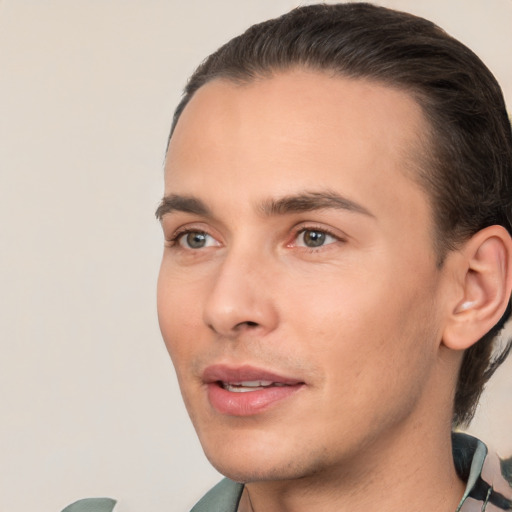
top-left (60, 498), bottom-right (117, 512)
top-left (191, 478), bottom-right (244, 512)
top-left (59, 479), bottom-right (243, 512)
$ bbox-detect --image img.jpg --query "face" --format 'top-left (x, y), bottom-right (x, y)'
top-left (157, 70), bottom-right (453, 483)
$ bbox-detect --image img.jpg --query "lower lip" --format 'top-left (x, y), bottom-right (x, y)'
top-left (207, 383), bottom-right (304, 416)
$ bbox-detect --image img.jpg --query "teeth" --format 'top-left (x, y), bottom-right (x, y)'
top-left (224, 385), bottom-right (261, 393)
top-left (237, 380), bottom-right (273, 387)
top-left (222, 380), bottom-right (278, 392)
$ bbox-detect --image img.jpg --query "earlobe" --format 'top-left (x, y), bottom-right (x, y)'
top-left (443, 225), bottom-right (512, 351)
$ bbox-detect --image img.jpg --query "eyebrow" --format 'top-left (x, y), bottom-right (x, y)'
top-left (260, 191), bottom-right (374, 217)
top-left (155, 190), bottom-right (374, 220)
top-left (155, 194), bottom-right (211, 220)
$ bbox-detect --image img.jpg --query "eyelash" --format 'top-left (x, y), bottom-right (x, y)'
top-left (166, 227), bottom-right (212, 247)
top-left (291, 225), bottom-right (343, 250)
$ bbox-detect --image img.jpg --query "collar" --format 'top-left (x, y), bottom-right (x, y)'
top-left (454, 432), bottom-right (512, 511)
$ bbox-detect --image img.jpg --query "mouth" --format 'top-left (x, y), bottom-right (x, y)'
top-left (202, 364), bottom-right (305, 416)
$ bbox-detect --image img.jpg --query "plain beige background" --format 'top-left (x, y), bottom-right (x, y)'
top-left (1, 1), bottom-right (511, 511)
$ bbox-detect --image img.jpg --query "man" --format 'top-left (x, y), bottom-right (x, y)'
top-left (154, 3), bottom-right (512, 511)
top-left (62, 3), bottom-right (512, 512)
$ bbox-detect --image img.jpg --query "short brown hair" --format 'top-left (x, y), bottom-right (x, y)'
top-left (168, 3), bottom-right (512, 426)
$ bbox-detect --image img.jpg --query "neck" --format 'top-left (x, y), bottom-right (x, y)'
top-left (238, 424), bottom-right (465, 512)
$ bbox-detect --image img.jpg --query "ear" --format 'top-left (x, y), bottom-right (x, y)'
top-left (442, 225), bottom-right (512, 351)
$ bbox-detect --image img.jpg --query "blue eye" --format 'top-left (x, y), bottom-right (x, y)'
top-left (296, 229), bottom-right (337, 248)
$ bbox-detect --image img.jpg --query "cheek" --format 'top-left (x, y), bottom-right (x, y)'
top-left (157, 264), bottom-right (204, 364)
top-left (284, 264), bottom-right (439, 387)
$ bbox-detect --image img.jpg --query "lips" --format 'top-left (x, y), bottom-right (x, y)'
top-left (202, 364), bottom-right (305, 416)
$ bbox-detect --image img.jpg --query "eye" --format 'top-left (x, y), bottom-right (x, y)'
top-left (295, 228), bottom-right (338, 248)
top-left (176, 230), bottom-right (219, 249)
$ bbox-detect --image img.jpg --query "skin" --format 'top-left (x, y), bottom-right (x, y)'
top-left (157, 70), bottom-right (467, 512)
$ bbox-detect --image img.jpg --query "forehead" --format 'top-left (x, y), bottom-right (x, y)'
top-left (165, 70), bottom-right (431, 226)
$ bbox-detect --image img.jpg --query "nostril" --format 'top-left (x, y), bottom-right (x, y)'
top-left (235, 320), bottom-right (259, 329)
top-left (208, 319), bottom-right (261, 336)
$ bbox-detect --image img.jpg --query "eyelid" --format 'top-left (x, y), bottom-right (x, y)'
top-left (179, 231), bottom-right (212, 249)
top-left (165, 223), bottom-right (222, 249)
top-left (287, 223), bottom-right (347, 248)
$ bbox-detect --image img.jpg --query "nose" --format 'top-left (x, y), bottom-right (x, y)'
top-left (203, 249), bottom-right (279, 338)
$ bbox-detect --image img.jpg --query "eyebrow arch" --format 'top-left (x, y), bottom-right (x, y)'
top-left (260, 191), bottom-right (374, 218)
top-left (155, 194), bottom-right (211, 220)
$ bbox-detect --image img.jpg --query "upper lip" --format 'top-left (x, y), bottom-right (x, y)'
top-left (202, 364), bottom-right (304, 385)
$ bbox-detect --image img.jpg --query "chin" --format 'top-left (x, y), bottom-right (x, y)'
top-left (206, 456), bottom-right (308, 484)
top-left (199, 431), bottom-right (330, 484)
